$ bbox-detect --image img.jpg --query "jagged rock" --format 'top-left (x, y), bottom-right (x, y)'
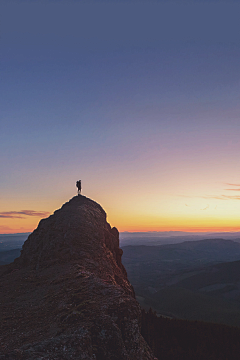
top-left (0, 196), bottom-right (157, 359)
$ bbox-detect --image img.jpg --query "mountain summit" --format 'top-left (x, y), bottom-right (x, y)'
top-left (0, 195), bottom-right (156, 359)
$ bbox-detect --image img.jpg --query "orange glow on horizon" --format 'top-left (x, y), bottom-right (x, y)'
top-left (1, 193), bottom-right (240, 235)
top-left (108, 212), bottom-right (240, 234)
top-left (2, 225), bottom-right (240, 235)
top-left (1, 217), bottom-right (240, 235)
top-left (117, 225), bottom-right (240, 233)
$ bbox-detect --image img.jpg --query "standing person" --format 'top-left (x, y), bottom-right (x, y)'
top-left (76, 180), bottom-right (81, 195)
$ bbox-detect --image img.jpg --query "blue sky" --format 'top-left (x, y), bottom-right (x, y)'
top-left (1, 1), bottom-right (240, 233)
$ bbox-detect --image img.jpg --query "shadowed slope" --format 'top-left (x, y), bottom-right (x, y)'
top-left (0, 195), bottom-right (156, 360)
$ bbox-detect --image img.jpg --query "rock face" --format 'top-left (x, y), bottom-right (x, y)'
top-left (0, 196), bottom-right (157, 359)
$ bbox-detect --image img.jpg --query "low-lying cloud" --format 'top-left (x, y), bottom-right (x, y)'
top-left (0, 210), bottom-right (50, 219)
top-left (201, 195), bottom-right (240, 200)
top-left (224, 183), bottom-right (240, 187)
top-left (181, 182), bottom-right (240, 202)
top-left (224, 183), bottom-right (240, 191)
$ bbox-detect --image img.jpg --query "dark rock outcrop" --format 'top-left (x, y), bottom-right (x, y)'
top-left (0, 195), bottom-right (157, 359)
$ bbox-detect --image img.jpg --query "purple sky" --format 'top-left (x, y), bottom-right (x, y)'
top-left (1, 1), bottom-right (240, 233)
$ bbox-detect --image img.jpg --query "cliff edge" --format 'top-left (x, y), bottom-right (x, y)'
top-left (0, 196), bottom-right (157, 359)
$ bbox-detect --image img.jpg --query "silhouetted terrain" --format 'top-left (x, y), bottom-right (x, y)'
top-left (3, 228), bottom-right (240, 356)
top-left (3, 235), bottom-right (240, 327)
top-left (120, 231), bottom-right (240, 246)
top-left (122, 239), bottom-right (240, 326)
top-left (142, 309), bottom-right (240, 360)
top-left (0, 234), bottom-right (28, 265)
top-left (0, 233), bottom-right (29, 251)
top-left (0, 196), bottom-right (155, 359)
top-left (0, 249), bottom-right (21, 265)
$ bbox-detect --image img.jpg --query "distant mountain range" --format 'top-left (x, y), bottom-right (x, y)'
top-left (0, 233), bottom-right (30, 251)
top-left (120, 231), bottom-right (240, 246)
top-left (122, 238), bottom-right (240, 327)
top-left (2, 231), bottom-right (240, 248)
top-left (0, 249), bottom-right (21, 266)
top-left (2, 231), bottom-right (240, 327)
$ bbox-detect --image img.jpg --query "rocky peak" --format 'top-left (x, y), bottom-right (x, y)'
top-left (0, 196), bottom-right (157, 359)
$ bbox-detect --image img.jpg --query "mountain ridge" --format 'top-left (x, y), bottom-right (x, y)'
top-left (0, 195), bottom-right (156, 359)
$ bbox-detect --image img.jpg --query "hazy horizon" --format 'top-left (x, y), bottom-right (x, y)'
top-left (1, 230), bottom-right (240, 236)
top-left (2, 229), bottom-right (240, 250)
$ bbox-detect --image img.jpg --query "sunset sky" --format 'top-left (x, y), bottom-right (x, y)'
top-left (1, 1), bottom-right (240, 233)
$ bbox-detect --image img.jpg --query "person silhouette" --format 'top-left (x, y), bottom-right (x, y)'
top-left (76, 180), bottom-right (81, 195)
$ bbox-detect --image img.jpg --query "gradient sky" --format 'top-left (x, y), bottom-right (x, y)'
top-left (1, 0), bottom-right (240, 233)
